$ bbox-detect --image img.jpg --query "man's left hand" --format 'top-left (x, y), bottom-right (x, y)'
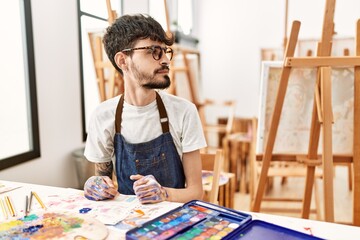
top-left (130, 174), bottom-right (168, 204)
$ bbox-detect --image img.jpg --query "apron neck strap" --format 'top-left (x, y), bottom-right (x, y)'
top-left (155, 92), bottom-right (170, 133)
top-left (115, 92), bottom-right (170, 133)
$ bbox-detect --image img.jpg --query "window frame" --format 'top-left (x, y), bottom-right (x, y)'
top-left (0, 0), bottom-right (40, 170)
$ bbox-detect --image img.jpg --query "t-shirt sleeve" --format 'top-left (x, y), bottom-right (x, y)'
top-left (181, 103), bottom-right (207, 153)
top-left (84, 104), bottom-right (115, 163)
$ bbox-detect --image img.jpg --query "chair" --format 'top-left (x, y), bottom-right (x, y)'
top-left (222, 117), bottom-right (253, 193)
top-left (201, 149), bottom-right (225, 204)
top-left (198, 99), bottom-right (236, 153)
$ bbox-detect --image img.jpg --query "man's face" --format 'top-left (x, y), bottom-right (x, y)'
top-left (126, 39), bottom-right (172, 90)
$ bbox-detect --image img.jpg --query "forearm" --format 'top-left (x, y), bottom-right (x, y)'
top-left (165, 184), bottom-right (203, 203)
top-left (95, 162), bottom-right (113, 179)
top-left (164, 150), bottom-right (203, 203)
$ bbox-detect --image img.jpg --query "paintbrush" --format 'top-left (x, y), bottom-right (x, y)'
top-left (25, 195), bottom-right (29, 216)
top-left (28, 191), bottom-right (33, 213)
top-left (32, 191), bottom-right (47, 210)
top-left (0, 198), bottom-right (8, 219)
top-left (5, 196), bottom-right (16, 217)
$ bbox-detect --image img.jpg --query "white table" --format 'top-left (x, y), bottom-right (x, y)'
top-left (1, 180), bottom-right (360, 240)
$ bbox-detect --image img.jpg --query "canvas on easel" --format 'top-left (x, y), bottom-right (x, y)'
top-left (257, 61), bottom-right (354, 155)
top-left (251, 0), bottom-right (360, 225)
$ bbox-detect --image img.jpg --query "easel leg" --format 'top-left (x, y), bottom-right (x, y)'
top-left (252, 21), bottom-right (301, 212)
top-left (302, 166), bottom-right (316, 219)
top-left (302, 75), bottom-right (322, 219)
top-left (321, 67), bottom-right (335, 222)
top-left (353, 19), bottom-right (360, 226)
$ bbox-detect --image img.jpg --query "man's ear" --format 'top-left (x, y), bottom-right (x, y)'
top-left (114, 52), bottom-right (127, 70)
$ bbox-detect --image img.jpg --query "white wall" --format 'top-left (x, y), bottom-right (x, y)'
top-left (1, 0), bottom-right (359, 187)
top-left (1, 0), bottom-right (84, 188)
top-left (197, 0), bottom-right (360, 118)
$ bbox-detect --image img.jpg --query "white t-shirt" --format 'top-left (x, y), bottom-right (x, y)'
top-left (84, 91), bottom-right (207, 163)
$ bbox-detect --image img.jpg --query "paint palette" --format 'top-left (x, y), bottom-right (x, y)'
top-left (126, 200), bottom-right (324, 240)
top-left (0, 211), bottom-right (108, 240)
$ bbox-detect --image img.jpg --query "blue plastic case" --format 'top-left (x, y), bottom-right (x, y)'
top-left (126, 200), bottom-right (324, 240)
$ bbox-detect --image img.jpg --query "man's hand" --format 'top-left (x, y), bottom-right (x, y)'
top-left (84, 176), bottom-right (118, 201)
top-left (130, 175), bottom-right (168, 204)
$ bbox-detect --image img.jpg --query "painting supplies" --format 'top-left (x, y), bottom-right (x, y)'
top-left (0, 211), bottom-right (108, 239)
top-left (24, 195), bottom-right (29, 217)
top-left (28, 191), bottom-right (33, 213)
top-left (5, 196), bottom-right (16, 217)
top-left (126, 200), bottom-right (325, 240)
top-left (32, 191), bottom-right (47, 210)
top-left (0, 198), bottom-right (8, 219)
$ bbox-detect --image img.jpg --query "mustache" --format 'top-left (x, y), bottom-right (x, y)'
top-left (154, 66), bottom-right (170, 73)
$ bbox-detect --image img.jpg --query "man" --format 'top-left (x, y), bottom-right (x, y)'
top-left (84, 14), bottom-right (207, 204)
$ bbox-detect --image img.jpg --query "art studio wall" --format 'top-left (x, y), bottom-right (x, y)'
top-left (197, 0), bottom-right (360, 117)
top-left (1, 0), bottom-right (359, 188)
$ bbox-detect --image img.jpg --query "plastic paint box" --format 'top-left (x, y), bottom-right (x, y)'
top-left (126, 200), bottom-right (324, 240)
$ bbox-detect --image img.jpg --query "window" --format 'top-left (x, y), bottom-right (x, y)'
top-left (0, 0), bottom-right (40, 170)
top-left (78, 0), bottom-right (122, 141)
top-left (149, 0), bottom-right (194, 35)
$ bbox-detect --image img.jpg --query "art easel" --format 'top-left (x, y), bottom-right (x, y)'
top-left (163, 0), bottom-right (202, 106)
top-left (252, 0), bottom-right (360, 225)
top-left (88, 0), bottom-right (124, 102)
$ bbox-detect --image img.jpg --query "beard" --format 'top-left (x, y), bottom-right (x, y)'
top-left (130, 63), bottom-right (171, 90)
top-left (142, 75), bottom-right (171, 89)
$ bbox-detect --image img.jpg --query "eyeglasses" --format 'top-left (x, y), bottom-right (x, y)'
top-left (122, 45), bottom-right (173, 61)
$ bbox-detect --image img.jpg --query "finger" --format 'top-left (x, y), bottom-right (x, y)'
top-left (139, 195), bottom-right (162, 204)
top-left (133, 175), bottom-right (157, 187)
top-left (135, 187), bottom-right (161, 198)
top-left (133, 184), bottom-right (152, 195)
top-left (133, 179), bottom-right (151, 188)
top-left (102, 176), bottom-right (115, 187)
top-left (85, 188), bottom-right (105, 201)
top-left (104, 187), bottom-right (118, 198)
top-left (133, 179), bottom-right (157, 192)
top-left (130, 174), bottom-right (143, 180)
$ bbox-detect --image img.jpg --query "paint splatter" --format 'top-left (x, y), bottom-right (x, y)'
top-left (0, 212), bottom-right (102, 239)
top-left (79, 208), bottom-right (92, 214)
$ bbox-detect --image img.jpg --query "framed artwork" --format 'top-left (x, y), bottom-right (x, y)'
top-left (256, 61), bottom-right (354, 155)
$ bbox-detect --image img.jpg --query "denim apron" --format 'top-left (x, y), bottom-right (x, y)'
top-left (114, 92), bottom-right (186, 195)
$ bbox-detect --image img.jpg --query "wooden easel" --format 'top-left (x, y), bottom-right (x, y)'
top-left (163, 0), bottom-right (202, 106)
top-left (88, 0), bottom-right (124, 102)
top-left (168, 45), bottom-right (202, 105)
top-left (252, 0), bottom-right (360, 225)
top-left (106, 0), bottom-right (117, 25)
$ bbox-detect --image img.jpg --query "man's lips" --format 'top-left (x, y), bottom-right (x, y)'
top-left (155, 66), bottom-right (170, 74)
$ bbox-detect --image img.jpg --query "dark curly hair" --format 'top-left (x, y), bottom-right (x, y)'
top-left (103, 14), bottom-right (174, 75)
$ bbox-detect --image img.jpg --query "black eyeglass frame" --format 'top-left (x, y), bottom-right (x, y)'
top-left (122, 45), bottom-right (174, 61)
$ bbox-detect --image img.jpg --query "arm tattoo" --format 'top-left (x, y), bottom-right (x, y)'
top-left (95, 162), bottom-right (113, 179)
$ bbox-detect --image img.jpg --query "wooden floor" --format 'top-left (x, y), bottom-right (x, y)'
top-left (233, 165), bottom-right (353, 224)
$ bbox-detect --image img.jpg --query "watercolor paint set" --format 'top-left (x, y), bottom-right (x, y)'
top-left (126, 200), bottom-right (324, 240)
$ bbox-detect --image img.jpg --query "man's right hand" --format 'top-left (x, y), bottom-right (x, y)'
top-left (84, 176), bottom-right (118, 201)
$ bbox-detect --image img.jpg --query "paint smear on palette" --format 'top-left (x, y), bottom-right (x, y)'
top-left (0, 211), bottom-right (108, 240)
top-left (113, 201), bottom-right (181, 231)
top-left (45, 193), bottom-right (137, 225)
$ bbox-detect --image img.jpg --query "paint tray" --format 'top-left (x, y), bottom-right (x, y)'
top-left (125, 200), bottom-right (324, 240)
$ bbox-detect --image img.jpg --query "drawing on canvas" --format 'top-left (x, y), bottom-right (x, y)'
top-left (257, 61), bottom-right (354, 155)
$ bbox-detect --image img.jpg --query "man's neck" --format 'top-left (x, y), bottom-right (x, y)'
top-left (123, 88), bottom-right (157, 106)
